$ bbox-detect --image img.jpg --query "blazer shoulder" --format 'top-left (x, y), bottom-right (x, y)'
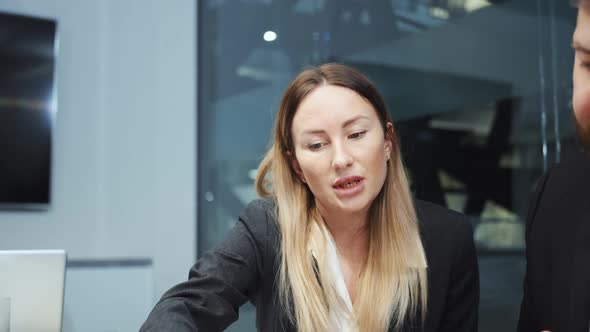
top-left (414, 199), bottom-right (474, 258)
top-left (415, 199), bottom-right (472, 233)
top-left (240, 198), bottom-right (276, 229)
top-left (238, 198), bottom-right (280, 248)
top-left (240, 198), bottom-right (276, 222)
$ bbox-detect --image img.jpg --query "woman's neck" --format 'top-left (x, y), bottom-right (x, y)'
top-left (320, 208), bottom-right (370, 262)
top-left (320, 208), bottom-right (370, 304)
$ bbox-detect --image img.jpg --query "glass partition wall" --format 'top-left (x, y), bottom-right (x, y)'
top-left (197, 1), bottom-right (577, 330)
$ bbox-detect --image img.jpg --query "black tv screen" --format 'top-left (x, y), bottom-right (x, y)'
top-left (0, 12), bottom-right (57, 209)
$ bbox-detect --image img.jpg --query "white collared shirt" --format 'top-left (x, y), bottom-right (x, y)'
top-left (323, 231), bottom-right (358, 332)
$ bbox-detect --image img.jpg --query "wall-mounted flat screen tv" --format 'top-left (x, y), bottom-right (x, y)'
top-left (0, 12), bottom-right (57, 209)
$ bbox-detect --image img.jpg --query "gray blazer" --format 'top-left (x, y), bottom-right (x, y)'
top-left (140, 198), bottom-right (479, 331)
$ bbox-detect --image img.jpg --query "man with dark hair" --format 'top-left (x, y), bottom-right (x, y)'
top-left (517, 1), bottom-right (590, 331)
top-left (573, 0), bottom-right (590, 9)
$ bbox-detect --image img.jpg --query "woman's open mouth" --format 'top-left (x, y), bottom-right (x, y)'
top-left (333, 176), bottom-right (365, 197)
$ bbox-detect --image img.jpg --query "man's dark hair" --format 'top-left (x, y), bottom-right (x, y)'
top-left (572, 0), bottom-right (590, 7)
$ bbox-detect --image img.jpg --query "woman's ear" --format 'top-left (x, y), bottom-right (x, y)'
top-left (287, 150), bottom-right (306, 183)
top-left (385, 122), bottom-right (395, 139)
top-left (385, 122), bottom-right (394, 161)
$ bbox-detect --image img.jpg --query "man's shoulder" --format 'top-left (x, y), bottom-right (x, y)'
top-left (540, 149), bottom-right (590, 197)
top-left (526, 150), bottom-right (590, 239)
top-left (549, 149), bottom-right (590, 178)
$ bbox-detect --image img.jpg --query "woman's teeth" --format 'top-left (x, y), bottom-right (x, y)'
top-left (338, 180), bottom-right (360, 188)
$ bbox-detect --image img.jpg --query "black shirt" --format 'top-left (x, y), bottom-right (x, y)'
top-left (518, 151), bottom-right (590, 332)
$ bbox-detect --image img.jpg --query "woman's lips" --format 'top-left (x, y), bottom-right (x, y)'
top-left (333, 176), bottom-right (364, 188)
top-left (333, 177), bottom-right (365, 197)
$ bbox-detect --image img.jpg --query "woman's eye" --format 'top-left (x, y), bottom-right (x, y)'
top-left (348, 131), bottom-right (367, 139)
top-left (308, 142), bottom-right (324, 151)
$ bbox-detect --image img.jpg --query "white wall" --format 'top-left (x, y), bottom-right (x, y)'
top-left (0, 0), bottom-right (196, 300)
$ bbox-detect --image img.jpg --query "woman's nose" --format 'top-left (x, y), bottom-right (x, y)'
top-left (331, 142), bottom-right (353, 169)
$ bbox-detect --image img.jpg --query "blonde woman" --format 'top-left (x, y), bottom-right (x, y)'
top-left (141, 63), bottom-right (478, 332)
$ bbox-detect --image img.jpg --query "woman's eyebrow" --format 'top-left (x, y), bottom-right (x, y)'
top-left (299, 115), bottom-right (370, 136)
top-left (342, 115), bottom-right (370, 128)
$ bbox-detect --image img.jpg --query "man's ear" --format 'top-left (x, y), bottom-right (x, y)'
top-left (287, 150), bottom-right (306, 183)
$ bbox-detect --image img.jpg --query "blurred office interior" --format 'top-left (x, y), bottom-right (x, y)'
top-left (197, 1), bottom-right (578, 331)
top-left (0, 0), bottom-right (578, 331)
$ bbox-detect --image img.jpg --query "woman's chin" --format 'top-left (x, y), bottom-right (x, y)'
top-left (335, 198), bottom-right (373, 215)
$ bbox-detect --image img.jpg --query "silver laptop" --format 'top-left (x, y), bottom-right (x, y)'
top-left (0, 250), bottom-right (66, 332)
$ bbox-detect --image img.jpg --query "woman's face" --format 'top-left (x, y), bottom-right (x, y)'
top-left (290, 85), bottom-right (392, 218)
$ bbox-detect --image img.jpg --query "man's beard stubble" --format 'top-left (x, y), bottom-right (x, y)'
top-left (574, 113), bottom-right (590, 151)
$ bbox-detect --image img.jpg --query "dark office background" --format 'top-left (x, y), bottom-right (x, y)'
top-left (196, 0), bottom-right (578, 331)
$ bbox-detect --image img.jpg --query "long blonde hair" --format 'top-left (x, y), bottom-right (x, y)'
top-left (255, 63), bottom-right (428, 331)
